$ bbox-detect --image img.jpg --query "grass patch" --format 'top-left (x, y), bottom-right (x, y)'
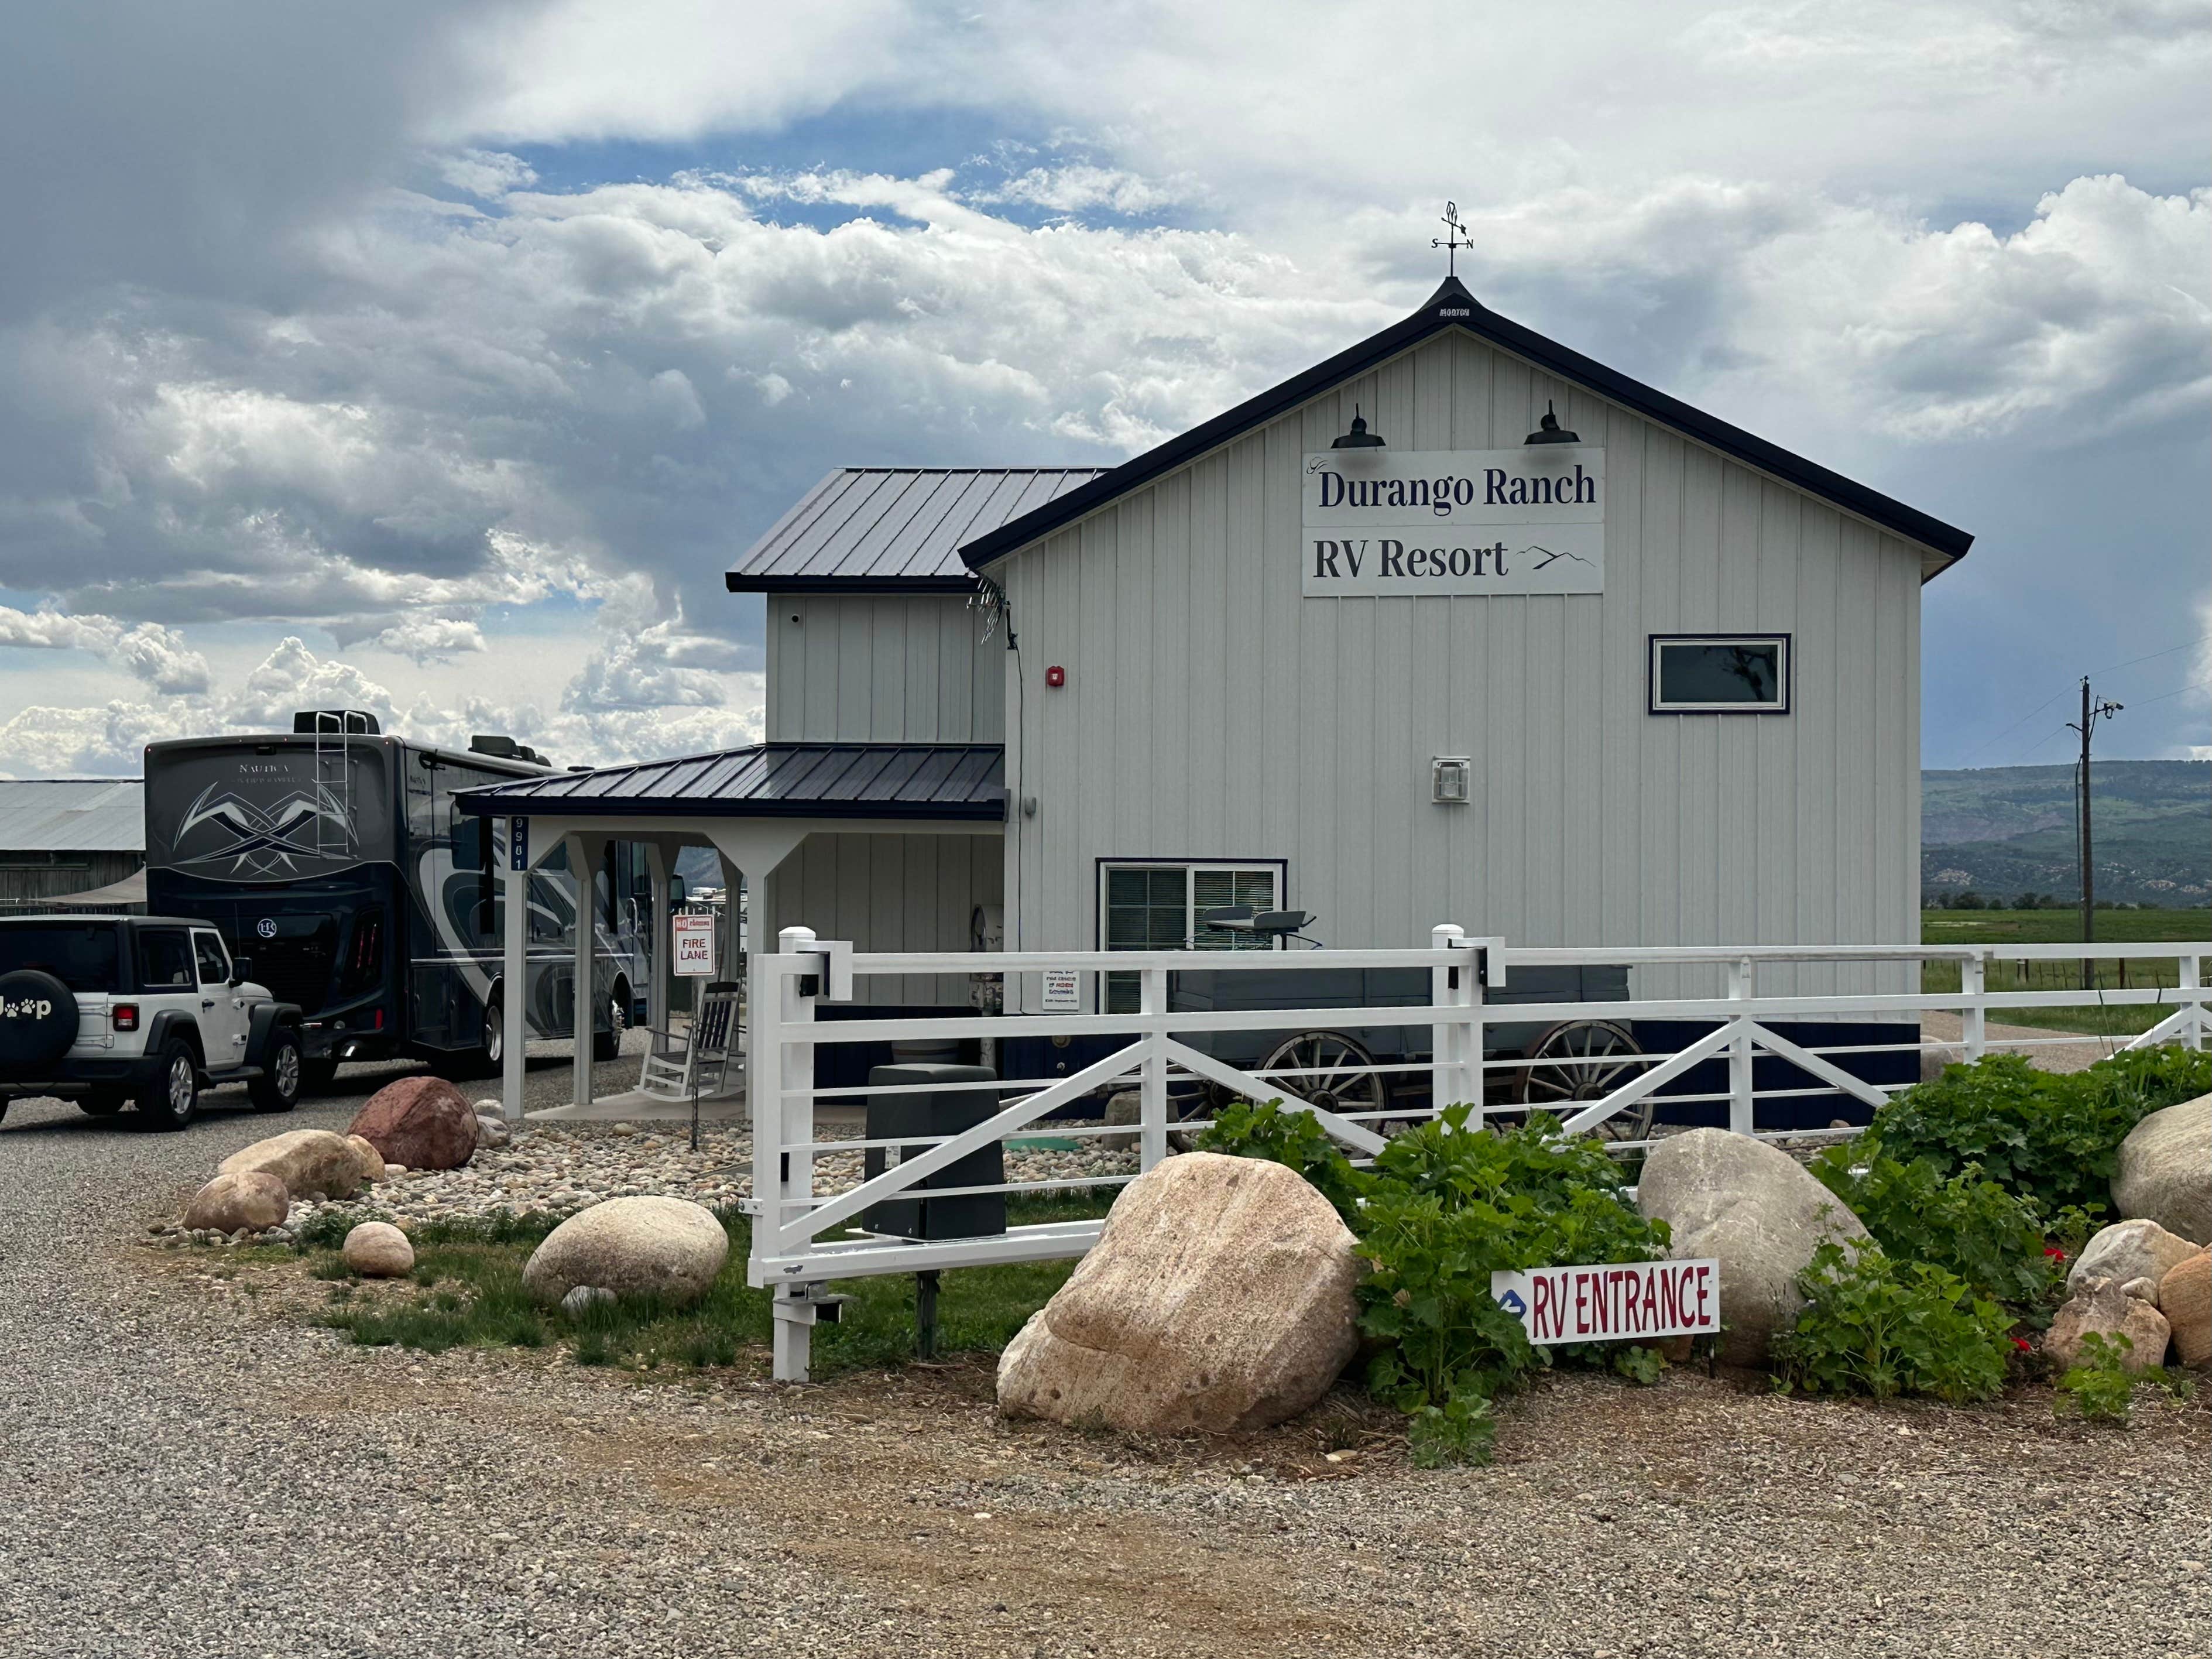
top-left (1921, 908), bottom-right (2212, 1036)
top-left (310, 1197), bottom-right (1113, 1380)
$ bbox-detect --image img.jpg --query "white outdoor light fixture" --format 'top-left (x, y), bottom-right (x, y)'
top-left (1431, 756), bottom-right (1472, 804)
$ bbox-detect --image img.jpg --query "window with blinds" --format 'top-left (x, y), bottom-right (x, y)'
top-left (1100, 862), bottom-right (1281, 1013)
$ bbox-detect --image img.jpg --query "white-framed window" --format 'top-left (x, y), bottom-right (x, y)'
top-left (1098, 861), bottom-right (1283, 1013)
top-left (1648, 633), bottom-right (1791, 714)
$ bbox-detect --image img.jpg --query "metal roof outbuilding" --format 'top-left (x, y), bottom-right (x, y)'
top-left (0, 779), bottom-right (145, 852)
top-left (725, 467), bottom-right (1107, 593)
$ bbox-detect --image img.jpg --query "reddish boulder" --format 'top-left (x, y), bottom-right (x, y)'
top-left (347, 1076), bottom-right (477, 1170)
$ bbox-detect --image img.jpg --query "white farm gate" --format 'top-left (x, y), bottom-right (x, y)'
top-left (747, 925), bottom-right (2209, 1379)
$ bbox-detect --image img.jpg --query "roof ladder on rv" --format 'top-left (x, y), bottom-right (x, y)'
top-left (307, 710), bottom-right (374, 856)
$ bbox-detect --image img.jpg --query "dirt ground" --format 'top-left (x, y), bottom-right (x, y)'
top-left (143, 1242), bottom-right (2212, 1659)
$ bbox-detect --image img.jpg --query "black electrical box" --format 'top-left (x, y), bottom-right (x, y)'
top-left (863, 1063), bottom-right (1006, 1241)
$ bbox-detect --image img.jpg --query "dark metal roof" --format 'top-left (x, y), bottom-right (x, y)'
top-left (454, 743), bottom-right (1006, 821)
top-left (959, 275), bottom-right (1974, 573)
top-left (726, 468), bottom-right (1109, 593)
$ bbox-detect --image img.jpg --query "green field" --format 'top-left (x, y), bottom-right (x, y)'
top-left (1921, 909), bottom-right (2212, 1035)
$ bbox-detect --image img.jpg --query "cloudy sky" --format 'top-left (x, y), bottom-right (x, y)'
top-left (1, 1), bottom-right (2204, 777)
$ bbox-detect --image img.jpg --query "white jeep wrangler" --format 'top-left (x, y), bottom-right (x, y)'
top-left (0, 914), bottom-right (305, 1130)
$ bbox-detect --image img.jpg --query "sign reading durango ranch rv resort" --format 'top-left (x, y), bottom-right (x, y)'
top-left (1302, 448), bottom-right (1605, 597)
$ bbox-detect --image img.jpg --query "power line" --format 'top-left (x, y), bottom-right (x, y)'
top-left (1950, 635), bottom-right (2206, 766)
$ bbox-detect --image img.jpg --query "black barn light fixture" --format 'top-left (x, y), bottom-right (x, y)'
top-left (1524, 400), bottom-right (1579, 445)
top-left (1332, 402), bottom-right (1386, 449)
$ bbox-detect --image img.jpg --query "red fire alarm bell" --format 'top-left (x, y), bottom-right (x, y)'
top-left (1044, 665), bottom-right (1066, 688)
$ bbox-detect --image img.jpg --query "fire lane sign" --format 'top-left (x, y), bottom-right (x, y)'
top-left (671, 912), bottom-right (716, 977)
top-left (1490, 1258), bottom-right (1720, 1346)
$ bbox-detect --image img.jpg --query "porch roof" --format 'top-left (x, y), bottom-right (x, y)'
top-left (454, 742), bottom-right (1006, 822)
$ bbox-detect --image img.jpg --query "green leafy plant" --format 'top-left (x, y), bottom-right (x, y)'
top-left (2053, 1332), bottom-right (2198, 1424)
top-left (1193, 1096), bottom-right (1367, 1225)
top-left (1863, 1047), bottom-right (2211, 1213)
top-left (1406, 1386), bottom-right (1497, 1468)
top-left (1807, 1140), bottom-right (2061, 1306)
top-left (1205, 1101), bottom-right (1671, 1454)
top-left (2053, 1332), bottom-right (2140, 1423)
top-left (1771, 1240), bottom-right (2015, 1404)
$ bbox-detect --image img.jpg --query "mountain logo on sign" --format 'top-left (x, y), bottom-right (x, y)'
top-left (1525, 545), bottom-right (1593, 570)
top-left (1496, 1288), bottom-right (1527, 1316)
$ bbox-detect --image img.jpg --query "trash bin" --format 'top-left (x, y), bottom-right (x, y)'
top-left (862, 1062), bottom-right (1006, 1240)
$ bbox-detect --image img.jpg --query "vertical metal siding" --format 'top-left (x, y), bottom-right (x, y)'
top-left (769, 595), bottom-right (1003, 744)
top-left (999, 330), bottom-right (1924, 1000)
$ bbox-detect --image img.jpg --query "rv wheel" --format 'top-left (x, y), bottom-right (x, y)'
top-left (592, 982), bottom-right (628, 1062)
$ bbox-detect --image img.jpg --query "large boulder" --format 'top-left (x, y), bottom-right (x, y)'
top-left (2067, 1218), bottom-right (2199, 1297)
top-left (348, 1077), bottom-right (477, 1171)
top-left (996, 1152), bottom-right (1360, 1434)
top-left (2045, 1276), bottom-right (2171, 1374)
top-left (520, 1197), bottom-right (728, 1306)
top-left (217, 1129), bottom-right (363, 1201)
top-left (1635, 1127), bottom-right (1871, 1369)
top-left (2111, 1095), bottom-right (2211, 1245)
top-left (342, 1221), bottom-right (415, 1278)
top-left (344, 1135), bottom-right (386, 1186)
top-left (2159, 1251), bottom-right (2210, 1369)
top-left (182, 1170), bottom-right (290, 1233)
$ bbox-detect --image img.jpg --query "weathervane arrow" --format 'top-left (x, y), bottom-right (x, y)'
top-left (1433, 200), bottom-right (1473, 277)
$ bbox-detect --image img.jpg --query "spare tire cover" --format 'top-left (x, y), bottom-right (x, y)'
top-left (0, 969), bottom-right (80, 1069)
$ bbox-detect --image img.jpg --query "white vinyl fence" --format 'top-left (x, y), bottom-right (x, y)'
top-left (747, 924), bottom-right (2209, 1379)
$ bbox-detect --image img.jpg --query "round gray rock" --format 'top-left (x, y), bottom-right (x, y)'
top-left (341, 1221), bottom-right (414, 1278)
top-left (2068, 1216), bottom-right (2199, 1297)
top-left (2111, 1094), bottom-right (2211, 1245)
top-left (181, 1170), bottom-right (289, 1234)
top-left (1635, 1127), bottom-right (1871, 1369)
top-left (520, 1197), bottom-right (729, 1307)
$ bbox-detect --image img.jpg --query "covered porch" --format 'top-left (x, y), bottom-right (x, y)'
top-left (454, 742), bottom-right (1004, 1123)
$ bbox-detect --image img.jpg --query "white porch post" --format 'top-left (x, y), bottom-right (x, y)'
top-left (643, 842), bottom-right (672, 1040)
top-left (567, 832), bottom-right (596, 1112)
top-left (500, 814), bottom-right (529, 1123)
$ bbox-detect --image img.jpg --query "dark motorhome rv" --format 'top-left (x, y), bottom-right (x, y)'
top-left (144, 711), bottom-right (647, 1087)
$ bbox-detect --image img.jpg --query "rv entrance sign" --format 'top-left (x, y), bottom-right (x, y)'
top-left (1490, 1257), bottom-right (1719, 1346)
top-left (1302, 447), bottom-right (1606, 597)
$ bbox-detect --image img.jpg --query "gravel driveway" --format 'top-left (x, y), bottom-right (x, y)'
top-left (2, 1060), bottom-right (2207, 1658)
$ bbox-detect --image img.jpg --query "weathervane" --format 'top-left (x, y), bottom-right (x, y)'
top-left (1433, 200), bottom-right (1473, 277)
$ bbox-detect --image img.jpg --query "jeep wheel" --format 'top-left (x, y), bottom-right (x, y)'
top-left (137, 1041), bottom-right (200, 1131)
top-left (79, 1091), bottom-right (126, 1117)
top-left (249, 1028), bottom-right (303, 1113)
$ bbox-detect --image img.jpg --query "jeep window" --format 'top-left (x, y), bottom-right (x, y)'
top-left (0, 923), bottom-right (120, 992)
top-left (139, 928), bottom-right (195, 989)
top-left (193, 931), bottom-right (231, 986)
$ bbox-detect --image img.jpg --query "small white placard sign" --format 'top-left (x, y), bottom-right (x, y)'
top-left (1038, 969), bottom-right (1082, 1012)
top-left (671, 912), bottom-right (716, 977)
top-left (1490, 1257), bottom-right (1719, 1346)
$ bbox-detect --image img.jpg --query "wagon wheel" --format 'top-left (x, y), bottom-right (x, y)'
top-left (1254, 1030), bottom-right (1387, 1124)
top-left (1515, 1020), bottom-right (1651, 1140)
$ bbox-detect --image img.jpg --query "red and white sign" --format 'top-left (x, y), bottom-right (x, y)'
top-left (1490, 1258), bottom-right (1720, 1346)
top-left (671, 912), bottom-right (716, 977)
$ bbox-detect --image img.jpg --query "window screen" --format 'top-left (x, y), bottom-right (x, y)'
top-left (1649, 635), bottom-right (1789, 713)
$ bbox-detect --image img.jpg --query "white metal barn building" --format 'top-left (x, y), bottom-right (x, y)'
top-left (723, 276), bottom-right (1971, 1012)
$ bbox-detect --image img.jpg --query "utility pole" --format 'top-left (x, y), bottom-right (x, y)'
top-left (2069, 678), bottom-right (2124, 990)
